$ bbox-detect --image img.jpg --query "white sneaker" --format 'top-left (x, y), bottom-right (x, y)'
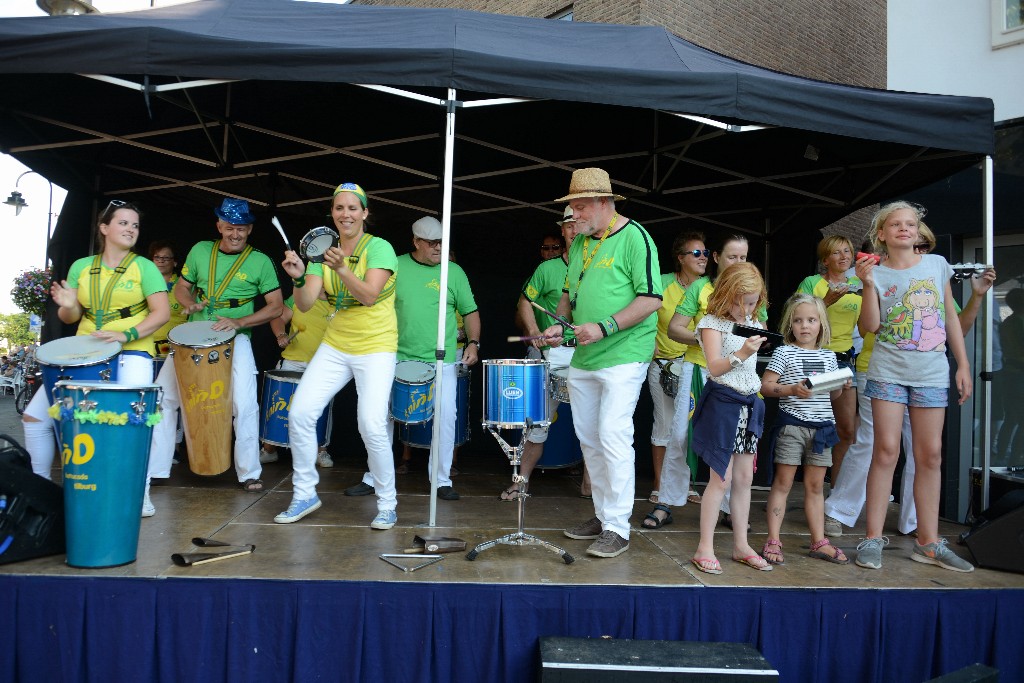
top-left (259, 449), bottom-right (279, 464)
top-left (824, 516), bottom-right (842, 537)
top-left (316, 450), bottom-right (333, 468)
top-left (142, 490), bottom-right (156, 518)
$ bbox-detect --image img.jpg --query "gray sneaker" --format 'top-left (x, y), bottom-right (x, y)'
top-left (911, 538), bottom-right (975, 573)
top-left (855, 536), bottom-right (889, 569)
top-left (564, 516), bottom-right (602, 540)
top-left (586, 530), bottom-right (629, 558)
top-left (824, 516), bottom-right (842, 538)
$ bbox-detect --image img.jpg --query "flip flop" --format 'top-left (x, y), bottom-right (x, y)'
top-left (691, 557), bottom-right (722, 575)
top-left (241, 478), bottom-right (264, 492)
top-left (687, 489), bottom-right (702, 504)
top-left (641, 503), bottom-right (673, 529)
top-left (499, 485), bottom-right (520, 501)
top-left (732, 553), bottom-right (773, 571)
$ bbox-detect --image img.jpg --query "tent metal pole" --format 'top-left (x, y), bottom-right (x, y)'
top-left (980, 155), bottom-right (995, 512)
top-left (426, 87), bottom-right (457, 528)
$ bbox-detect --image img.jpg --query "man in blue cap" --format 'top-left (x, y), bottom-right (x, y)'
top-left (147, 198), bottom-right (283, 507)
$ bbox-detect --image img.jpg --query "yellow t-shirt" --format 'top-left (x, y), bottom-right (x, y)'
top-left (153, 274), bottom-right (188, 356)
top-left (282, 298), bottom-right (332, 363)
top-left (796, 274), bottom-right (862, 353)
top-left (307, 234), bottom-right (398, 356)
top-left (654, 273), bottom-right (688, 360)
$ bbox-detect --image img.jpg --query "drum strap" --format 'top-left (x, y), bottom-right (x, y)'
top-left (84, 300), bottom-right (148, 323)
top-left (88, 253), bottom-right (140, 329)
top-left (325, 233), bottom-right (372, 311)
top-left (207, 244), bottom-right (254, 313)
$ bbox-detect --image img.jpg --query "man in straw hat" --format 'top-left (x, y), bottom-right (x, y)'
top-left (148, 197), bottom-right (284, 507)
top-left (541, 169), bottom-right (663, 558)
top-left (506, 205), bottom-right (591, 501)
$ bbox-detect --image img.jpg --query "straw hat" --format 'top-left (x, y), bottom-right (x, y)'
top-left (555, 168), bottom-right (625, 202)
top-left (556, 205), bottom-right (576, 226)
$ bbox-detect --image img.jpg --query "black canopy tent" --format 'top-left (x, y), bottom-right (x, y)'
top-left (0, 0), bottom-right (999, 516)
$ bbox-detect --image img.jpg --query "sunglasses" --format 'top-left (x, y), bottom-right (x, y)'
top-left (417, 238), bottom-right (442, 248)
top-left (913, 243), bottom-right (932, 253)
top-left (152, 256), bottom-right (175, 262)
top-left (541, 245), bottom-right (563, 251)
top-left (685, 249), bottom-right (711, 258)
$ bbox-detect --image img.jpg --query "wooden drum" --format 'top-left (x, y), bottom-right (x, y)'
top-left (168, 321), bottom-right (236, 476)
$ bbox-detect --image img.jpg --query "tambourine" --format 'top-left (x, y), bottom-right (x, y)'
top-left (299, 226), bottom-right (340, 263)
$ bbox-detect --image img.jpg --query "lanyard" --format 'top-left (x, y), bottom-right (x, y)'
top-left (326, 233), bottom-right (372, 319)
top-left (571, 213), bottom-right (618, 310)
top-left (88, 252), bottom-right (136, 329)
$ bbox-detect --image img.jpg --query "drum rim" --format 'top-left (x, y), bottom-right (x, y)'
top-left (299, 226), bottom-right (340, 262)
top-left (482, 359), bottom-right (548, 366)
top-left (167, 321), bottom-right (237, 348)
top-left (36, 337), bottom-right (122, 366)
top-left (265, 369), bottom-right (304, 382)
top-left (394, 359), bottom-right (436, 383)
top-left (54, 380), bottom-right (160, 391)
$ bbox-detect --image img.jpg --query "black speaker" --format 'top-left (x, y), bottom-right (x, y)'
top-left (963, 490), bottom-right (1024, 574)
top-left (0, 433), bottom-right (66, 566)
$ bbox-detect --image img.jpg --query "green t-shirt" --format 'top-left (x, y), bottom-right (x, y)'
top-left (522, 256), bottom-right (575, 346)
top-left (395, 254), bottom-right (477, 363)
top-left (180, 241), bottom-right (280, 336)
top-left (796, 274), bottom-right (862, 353)
top-left (564, 220), bottom-right (662, 371)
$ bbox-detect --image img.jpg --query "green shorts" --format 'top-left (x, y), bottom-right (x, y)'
top-left (773, 425), bottom-right (833, 467)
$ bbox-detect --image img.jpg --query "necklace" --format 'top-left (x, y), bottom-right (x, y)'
top-left (571, 213), bottom-right (619, 310)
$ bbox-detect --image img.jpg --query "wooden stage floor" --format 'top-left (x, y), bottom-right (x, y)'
top-left (3, 444), bottom-right (1022, 592)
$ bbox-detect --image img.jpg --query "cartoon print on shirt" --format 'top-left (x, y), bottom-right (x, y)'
top-left (878, 277), bottom-right (946, 352)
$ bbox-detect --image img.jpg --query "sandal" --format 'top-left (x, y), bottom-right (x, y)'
top-left (641, 503), bottom-right (673, 529)
top-left (808, 538), bottom-right (849, 565)
top-left (691, 556), bottom-right (722, 575)
top-left (762, 538), bottom-right (785, 565)
top-left (687, 488), bottom-right (702, 504)
top-left (732, 553), bottom-right (773, 571)
top-left (241, 478), bottom-right (264, 492)
top-left (648, 490), bottom-right (660, 504)
top-left (395, 462), bottom-right (409, 475)
top-left (499, 484), bottom-right (521, 501)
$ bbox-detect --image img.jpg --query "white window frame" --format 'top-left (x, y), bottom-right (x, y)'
top-left (991, 0), bottom-right (1024, 49)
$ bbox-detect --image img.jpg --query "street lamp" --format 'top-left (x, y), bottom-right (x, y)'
top-left (4, 170), bottom-right (54, 268)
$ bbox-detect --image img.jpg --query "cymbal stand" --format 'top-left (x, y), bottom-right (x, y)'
top-left (466, 421), bottom-right (574, 564)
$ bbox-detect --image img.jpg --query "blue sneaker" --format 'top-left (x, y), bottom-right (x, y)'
top-left (855, 536), bottom-right (889, 569)
top-left (370, 509), bottom-right (397, 530)
top-left (274, 496), bottom-right (322, 524)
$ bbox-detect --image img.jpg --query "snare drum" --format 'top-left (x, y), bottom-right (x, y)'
top-left (35, 336), bottom-right (121, 403)
top-left (399, 364), bottom-right (470, 448)
top-left (482, 359), bottom-right (548, 428)
top-left (259, 369), bottom-right (333, 448)
top-left (167, 321), bottom-right (235, 476)
top-left (390, 360), bottom-right (435, 424)
top-left (299, 226), bottom-right (340, 264)
top-left (659, 360), bottom-right (682, 398)
top-left (549, 368), bottom-right (570, 403)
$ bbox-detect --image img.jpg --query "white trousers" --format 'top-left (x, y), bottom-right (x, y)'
top-left (659, 361), bottom-right (709, 506)
top-left (567, 361), bottom-right (647, 539)
top-left (293, 345), bottom-right (396, 509)
top-left (25, 352), bottom-right (155, 479)
top-left (646, 359), bottom-right (679, 447)
top-left (148, 334), bottom-right (261, 483)
top-left (526, 345), bottom-right (574, 444)
top-left (824, 374), bottom-right (917, 533)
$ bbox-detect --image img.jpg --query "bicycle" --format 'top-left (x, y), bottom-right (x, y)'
top-left (14, 361), bottom-right (41, 416)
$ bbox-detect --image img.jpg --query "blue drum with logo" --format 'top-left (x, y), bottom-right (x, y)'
top-left (482, 359), bottom-right (549, 429)
top-left (390, 360), bottom-right (435, 424)
top-left (399, 364), bottom-right (470, 448)
top-left (36, 336), bottom-right (121, 403)
top-left (537, 402), bottom-right (584, 469)
top-left (259, 369), bottom-right (332, 448)
top-left (52, 380), bottom-right (161, 568)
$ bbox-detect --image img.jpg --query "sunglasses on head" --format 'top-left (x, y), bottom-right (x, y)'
top-left (686, 249), bottom-right (711, 258)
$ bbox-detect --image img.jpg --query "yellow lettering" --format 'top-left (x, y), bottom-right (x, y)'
top-left (210, 380), bottom-right (224, 400)
top-left (71, 434), bottom-right (95, 465)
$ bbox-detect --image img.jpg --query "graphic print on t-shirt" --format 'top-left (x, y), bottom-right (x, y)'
top-left (878, 276), bottom-right (946, 352)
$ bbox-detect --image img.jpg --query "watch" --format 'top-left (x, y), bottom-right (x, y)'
top-left (727, 353), bottom-right (743, 369)
top-left (468, 339), bottom-right (481, 349)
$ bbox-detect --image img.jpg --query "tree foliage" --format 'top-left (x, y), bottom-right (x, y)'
top-left (0, 312), bottom-right (36, 351)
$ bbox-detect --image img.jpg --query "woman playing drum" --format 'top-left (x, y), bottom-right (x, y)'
top-left (278, 182), bottom-right (400, 528)
top-left (22, 201), bottom-right (169, 486)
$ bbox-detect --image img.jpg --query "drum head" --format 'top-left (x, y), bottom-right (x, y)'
top-left (36, 336), bottom-right (121, 367)
top-left (266, 369), bottom-right (303, 383)
top-left (299, 226), bottom-right (340, 263)
top-left (167, 321), bottom-right (236, 348)
top-left (395, 360), bottom-right (435, 383)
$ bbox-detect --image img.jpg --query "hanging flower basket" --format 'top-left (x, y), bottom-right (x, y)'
top-left (11, 267), bottom-right (51, 318)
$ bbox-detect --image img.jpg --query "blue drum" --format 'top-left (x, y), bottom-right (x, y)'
top-left (482, 359), bottom-right (548, 429)
top-left (390, 360), bottom-right (435, 424)
top-left (537, 402), bottom-right (584, 469)
top-left (259, 369), bottom-right (332, 448)
top-left (153, 355), bottom-right (166, 382)
top-left (399, 364), bottom-right (470, 448)
top-left (36, 336), bottom-right (121, 403)
top-left (52, 380), bottom-right (161, 568)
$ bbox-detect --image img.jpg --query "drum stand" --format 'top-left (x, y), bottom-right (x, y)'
top-left (466, 420), bottom-right (574, 564)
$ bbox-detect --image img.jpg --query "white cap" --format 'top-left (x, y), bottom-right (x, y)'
top-left (556, 205), bottom-right (576, 226)
top-left (412, 216), bottom-right (442, 240)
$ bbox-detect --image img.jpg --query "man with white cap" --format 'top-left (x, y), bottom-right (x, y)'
top-left (502, 205), bottom-right (589, 501)
top-left (542, 169), bottom-right (663, 558)
top-left (348, 216), bottom-right (480, 500)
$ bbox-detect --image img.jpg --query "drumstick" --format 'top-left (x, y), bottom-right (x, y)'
top-left (271, 216), bottom-right (294, 253)
top-left (507, 334), bottom-right (547, 343)
top-left (528, 300), bottom-right (576, 330)
top-left (284, 323), bottom-right (306, 344)
top-left (171, 546), bottom-right (255, 567)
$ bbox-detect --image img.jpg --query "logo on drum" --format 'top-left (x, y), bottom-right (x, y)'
top-left (404, 384), bottom-right (434, 420)
top-left (502, 381), bottom-right (523, 400)
top-left (267, 390), bottom-right (291, 420)
top-left (187, 380), bottom-right (226, 410)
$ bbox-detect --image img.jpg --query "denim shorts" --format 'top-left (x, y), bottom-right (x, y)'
top-left (864, 379), bottom-right (947, 408)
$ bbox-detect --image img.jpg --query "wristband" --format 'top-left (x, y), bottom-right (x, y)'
top-left (124, 327), bottom-right (139, 343)
top-left (597, 321), bottom-right (609, 338)
top-left (276, 333), bottom-right (288, 339)
top-left (292, 276), bottom-right (306, 288)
